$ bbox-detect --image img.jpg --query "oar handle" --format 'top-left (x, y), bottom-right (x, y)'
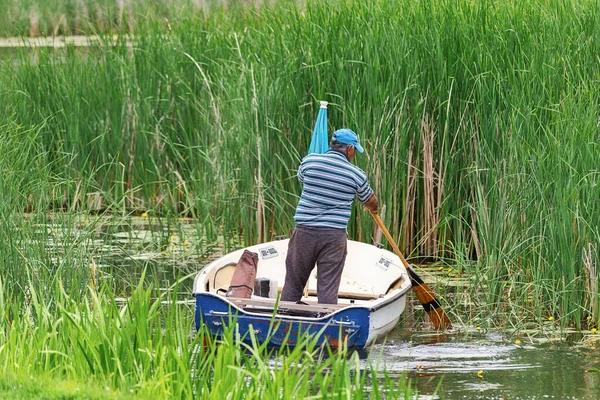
top-left (371, 211), bottom-right (409, 268)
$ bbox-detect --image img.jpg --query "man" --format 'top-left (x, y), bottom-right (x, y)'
top-left (281, 128), bottom-right (379, 304)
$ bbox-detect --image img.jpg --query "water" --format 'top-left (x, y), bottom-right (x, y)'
top-left (42, 215), bottom-right (231, 298)
top-left (368, 329), bottom-right (600, 399)
top-left (43, 216), bottom-right (600, 399)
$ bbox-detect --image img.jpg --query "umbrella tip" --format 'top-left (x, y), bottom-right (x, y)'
top-left (320, 101), bottom-right (328, 109)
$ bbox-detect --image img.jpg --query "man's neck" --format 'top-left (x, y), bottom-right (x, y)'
top-left (327, 149), bottom-right (350, 162)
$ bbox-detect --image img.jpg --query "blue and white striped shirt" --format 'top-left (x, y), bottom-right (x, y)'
top-left (294, 150), bottom-right (374, 230)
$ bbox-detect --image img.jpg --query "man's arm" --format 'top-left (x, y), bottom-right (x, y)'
top-left (297, 162), bottom-right (306, 184)
top-left (363, 193), bottom-right (379, 213)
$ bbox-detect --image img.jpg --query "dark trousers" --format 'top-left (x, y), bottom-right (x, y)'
top-left (281, 225), bottom-right (348, 304)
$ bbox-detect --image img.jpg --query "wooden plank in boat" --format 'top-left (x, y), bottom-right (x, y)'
top-left (227, 297), bottom-right (345, 314)
top-left (307, 289), bottom-right (383, 301)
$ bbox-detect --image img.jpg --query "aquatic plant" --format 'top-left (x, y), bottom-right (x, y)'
top-left (1, 0), bottom-right (599, 329)
top-left (0, 0), bottom-right (218, 37)
top-left (0, 272), bottom-right (413, 398)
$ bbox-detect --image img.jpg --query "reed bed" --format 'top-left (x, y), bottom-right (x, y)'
top-left (0, 0), bottom-right (239, 37)
top-left (0, 271), bottom-right (413, 399)
top-left (1, 0), bottom-right (600, 330)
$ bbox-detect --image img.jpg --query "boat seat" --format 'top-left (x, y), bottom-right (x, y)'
top-left (212, 262), bottom-right (237, 292)
top-left (385, 276), bottom-right (405, 294)
top-left (307, 289), bottom-right (383, 301)
top-left (226, 297), bottom-right (346, 314)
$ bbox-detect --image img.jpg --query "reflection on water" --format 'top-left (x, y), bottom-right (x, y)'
top-left (367, 328), bottom-right (600, 399)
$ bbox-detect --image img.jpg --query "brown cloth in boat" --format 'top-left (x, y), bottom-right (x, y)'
top-left (226, 250), bottom-right (259, 298)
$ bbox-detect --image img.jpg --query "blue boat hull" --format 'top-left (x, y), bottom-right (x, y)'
top-left (195, 293), bottom-right (371, 348)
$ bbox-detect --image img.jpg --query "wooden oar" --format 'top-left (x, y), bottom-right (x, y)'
top-left (371, 211), bottom-right (451, 330)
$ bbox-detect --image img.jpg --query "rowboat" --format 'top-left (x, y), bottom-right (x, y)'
top-left (193, 238), bottom-right (412, 349)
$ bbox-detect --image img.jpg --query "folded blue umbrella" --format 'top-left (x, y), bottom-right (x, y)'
top-left (308, 101), bottom-right (329, 155)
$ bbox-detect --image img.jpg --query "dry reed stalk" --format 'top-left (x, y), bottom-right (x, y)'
top-left (73, 0), bottom-right (89, 35)
top-left (193, 0), bottom-right (205, 12)
top-left (125, 89), bottom-right (138, 210)
top-left (29, 10), bottom-right (40, 37)
top-left (86, 192), bottom-right (102, 212)
top-left (250, 64), bottom-right (266, 243)
top-left (25, 193), bottom-right (34, 213)
top-left (471, 200), bottom-right (482, 259)
top-left (402, 143), bottom-right (416, 254)
top-left (436, 84), bottom-right (451, 257)
top-left (54, 14), bottom-right (67, 36)
top-left (372, 132), bottom-right (383, 243)
top-left (470, 123), bottom-right (483, 259)
top-left (127, 0), bottom-right (134, 33)
top-left (70, 181), bottom-right (82, 212)
top-left (90, 257), bottom-right (97, 291)
top-left (95, 5), bottom-right (105, 32)
top-left (435, 131), bottom-right (445, 258)
top-left (117, 0), bottom-right (125, 30)
top-left (62, 188), bottom-right (68, 209)
top-left (373, 205), bottom-right (386, 246)
top-left (583, 242), bottom-right (597, 320)
top-left (392, 118), bottom-right (400, 236)
top-left (256, 138), bottom-right (266, 244)
top-left (373, 130), bottom-right (382, 202)
top-left (173, 170), bottom-right (188, 213)
top-left (391, 92), bottom-right (407, 243)
top-left (421, 114), bottom-right (438, 257)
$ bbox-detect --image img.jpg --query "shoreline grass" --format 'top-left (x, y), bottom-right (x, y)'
top-left (0, 270), bottom-right (414, 399)
top-left (0, 375), bottom-right (136, 400)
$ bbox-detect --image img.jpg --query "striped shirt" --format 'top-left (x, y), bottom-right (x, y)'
top-left (294, 150), bottom-right (374, 230)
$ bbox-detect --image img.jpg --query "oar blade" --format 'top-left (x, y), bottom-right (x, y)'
top-left (407, 266), bottom-right (452, 330)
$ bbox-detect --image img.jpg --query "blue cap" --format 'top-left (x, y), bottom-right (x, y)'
top-left (332, 129), bottom-right (364, 153)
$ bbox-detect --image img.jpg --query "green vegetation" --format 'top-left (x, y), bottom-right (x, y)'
top-left (2, 0), bottom-right (599, 329)
top-left (0, 375), bottom-right (137, 400)
top-left (1, 0), bottom-right (600, 374)
top-left (0, 271), bottom-right (412, 399)
top-left (0, 0), bottom-right (222, 37)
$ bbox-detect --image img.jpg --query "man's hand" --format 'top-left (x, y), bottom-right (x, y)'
top-left (364, 193), bottom-right (379, 213)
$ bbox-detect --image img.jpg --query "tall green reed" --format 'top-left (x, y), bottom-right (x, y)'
top-left (0, 272), bottom-right (413, 398)
top-left (0, 0), bottom-right (220, 37)
top-left (2, 0), bottom-right (600, 328)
